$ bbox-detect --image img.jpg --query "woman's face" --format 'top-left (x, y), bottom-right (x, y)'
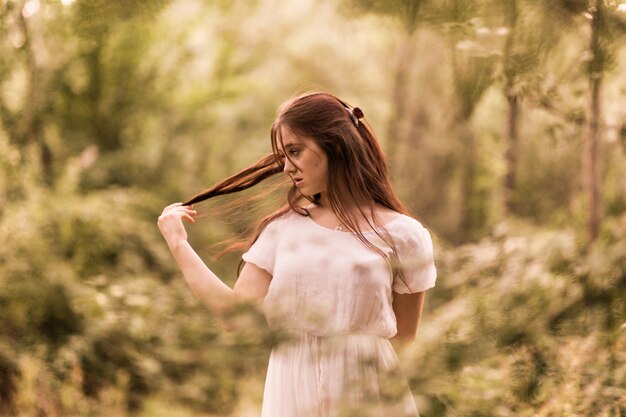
top-left (278, 125), bottom-right (329, 197)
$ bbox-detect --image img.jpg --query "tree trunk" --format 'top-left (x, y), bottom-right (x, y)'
top-left (503, 0), bottom-right (519, 215)
top-left (459, 123), bottom-right (480, 240)
top-left (584, 0), bottom-right (603, 247)
top-left (17, 0), bottom-right (54, 184)
top-left (504, 94), bottom-right (519, 213)
top-left (386, 33), bottom-right (416, 171)
top-left (449, 37), bottom-right (490, 242)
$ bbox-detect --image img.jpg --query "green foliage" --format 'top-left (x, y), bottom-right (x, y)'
top-left (344, 0), bottom-right (427, 32)
top-left (0, 0), bottom-right (625, 415)
top-left (0, 134), bottom-right (258, 415)
top-left (407, 216), bottom-right (626, 416)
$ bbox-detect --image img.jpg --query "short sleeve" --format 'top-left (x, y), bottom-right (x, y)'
top-left (392, 219), bottom-right (437, 294)
top-left (241, 219), bottom-right (282, 275)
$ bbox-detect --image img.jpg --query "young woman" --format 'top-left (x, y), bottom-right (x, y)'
top-left (157, 92), bottom-right (437, 417)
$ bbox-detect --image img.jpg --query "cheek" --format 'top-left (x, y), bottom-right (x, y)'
top-left (316, 160), bottom-right (329, 181)
top-left (303, 150), bottom-right (328, 181)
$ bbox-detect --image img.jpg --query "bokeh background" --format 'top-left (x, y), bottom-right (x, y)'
top-left (1, 0), bottom-right (626, 416)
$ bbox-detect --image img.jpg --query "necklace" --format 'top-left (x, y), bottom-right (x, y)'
top-left (334, 225), bottom-right (343, 232)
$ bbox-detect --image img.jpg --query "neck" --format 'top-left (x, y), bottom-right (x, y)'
top-left (317, 191), bottom-right (330, 207)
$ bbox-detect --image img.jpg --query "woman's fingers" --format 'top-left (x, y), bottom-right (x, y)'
top-left (165, 202), bottom-right (183, 210)
top-left (162, 203), bottom-right (195, 214)
top-left (177, 208), bottom-right (197, 217)
top-left (158, 203), bottom-right (195, 232)
top-left (157, 203), bottom-right (195, 245)
top-left (162, 205), bottom-right (197, 217)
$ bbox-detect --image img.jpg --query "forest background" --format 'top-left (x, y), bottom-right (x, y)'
top-left (1, 0), bottom-right (625, 416)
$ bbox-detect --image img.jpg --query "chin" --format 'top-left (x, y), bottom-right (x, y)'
top-left (298, 184), bottom-right (324, 198)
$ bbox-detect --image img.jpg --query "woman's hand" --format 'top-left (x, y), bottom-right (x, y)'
top-left (157, 202), bottom-right (197, 249)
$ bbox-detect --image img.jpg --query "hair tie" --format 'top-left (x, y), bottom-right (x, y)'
top-left (346, 106), bottom-right (364, 127)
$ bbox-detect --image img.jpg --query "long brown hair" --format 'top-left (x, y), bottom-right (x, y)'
top-left (183, 91), bottom-right (410, 277)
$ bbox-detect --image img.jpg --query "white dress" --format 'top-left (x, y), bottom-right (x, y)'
top-left (242, 210), bottom-right (437, 417)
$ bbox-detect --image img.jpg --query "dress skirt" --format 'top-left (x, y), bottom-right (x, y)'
top-left (261, 331), bottom-right (419, 417)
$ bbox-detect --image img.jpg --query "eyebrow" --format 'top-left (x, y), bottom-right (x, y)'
top-left (281, 142), bottom-right (302, 148)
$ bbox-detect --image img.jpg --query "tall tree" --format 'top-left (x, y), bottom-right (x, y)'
top-left (441, 0), bottom-right (497, 241)
top-left (579, 0), bottom-right (626, 245)
top-left (502, 0), bottom-right (520, 214)
top-left (345, 0), bottom-right (432, 168)
top-left (585, 0), bottom-right (604, 246)
top-left (499, 0), bottom-right (564, 215)
top-left (0, 0), bottom-right (53, 182)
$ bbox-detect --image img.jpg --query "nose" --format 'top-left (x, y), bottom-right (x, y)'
top-left (283, 156), bottom-right (296, 174)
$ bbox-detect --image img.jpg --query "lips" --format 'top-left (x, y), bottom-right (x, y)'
top-left (292, 177), bottom-right (303, 187)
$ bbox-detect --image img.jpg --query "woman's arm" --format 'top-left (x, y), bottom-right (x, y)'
top-left (157, 203), bottom-right (271, 328)
top-left (390, 291), bottom-right (426, 349)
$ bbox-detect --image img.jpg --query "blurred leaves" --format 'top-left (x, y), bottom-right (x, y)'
top-left (406, 215), bottom-right (626, 416)
top-left (0, 0), bottom-right (625, 415)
